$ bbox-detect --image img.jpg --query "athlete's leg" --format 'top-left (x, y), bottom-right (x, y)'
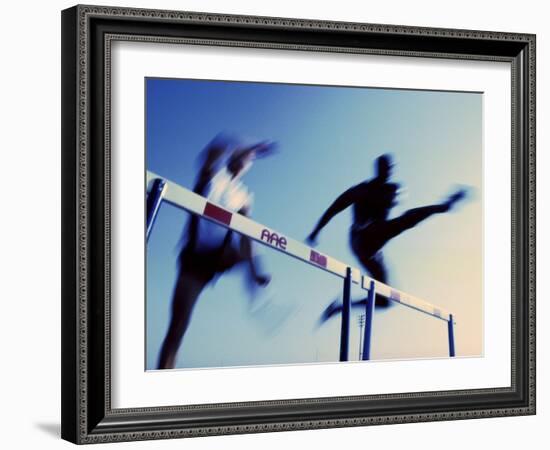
top-left (384, 190), bottom-right (467, 242)
top-left (157, 269), bottom-right (211, 369)
top-left (384, 204), bottom-right (447, 242)
top-left (349, 232), bottom-right (392, 310)
top-left (358, 252), bottom-right (388, 283)
top-left (319, 252), bottom-right (391, 323)
top-left (239, 236), bottom-right (270, 286)
top-left (358, 253), bottom-right (392, 308)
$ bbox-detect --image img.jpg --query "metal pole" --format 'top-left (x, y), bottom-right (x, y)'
top-left (361, 280), bottom-right (376, 361)
top-left (448, 314), bottom-right (456, 357)
top-left (146, 178), bottom-right (167, 241)
top-left (339, 267), bottom-right (352, 362)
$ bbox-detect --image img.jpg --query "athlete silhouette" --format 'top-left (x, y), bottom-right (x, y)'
top-left (306, 154), bottom-right (466, 320)
top-left (157, 135), bottom-right (275, 369)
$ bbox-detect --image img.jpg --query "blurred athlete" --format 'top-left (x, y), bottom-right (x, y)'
top-left (157, 135), bottom-right (276, 369)
top-left (306, 154), bottom-right (466, 320)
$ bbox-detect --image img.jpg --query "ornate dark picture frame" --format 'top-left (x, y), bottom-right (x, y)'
top-left (61, 4), bottom-right (536, 444)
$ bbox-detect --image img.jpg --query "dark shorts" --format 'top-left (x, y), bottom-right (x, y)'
top-left (178, 244), bottom-right (244, 282)
top-left (350, 222), bottom-right (387, 260)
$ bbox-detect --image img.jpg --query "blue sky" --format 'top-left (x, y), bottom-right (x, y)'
top-left (145, 77), bottom-right (482, 370)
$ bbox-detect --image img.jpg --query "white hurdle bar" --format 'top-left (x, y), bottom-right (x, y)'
top-left (146, 170), bottom-right (457, 359)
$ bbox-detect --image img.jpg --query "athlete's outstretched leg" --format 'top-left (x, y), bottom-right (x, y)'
top-left (387, 205), bottom-right (445, 238)
top-left (386, 190), bottom-right (466, 241)
top-left (157, 270), bottom-right (210, 369)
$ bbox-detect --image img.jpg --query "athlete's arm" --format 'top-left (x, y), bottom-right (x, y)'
top-left (182, 145), bottom-right (226, 250)
top-left (193, 145), bottom-right (225, 195)
top-left (307, 186), bottom-right (359, 245)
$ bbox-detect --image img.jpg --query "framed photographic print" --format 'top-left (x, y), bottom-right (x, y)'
top-left (61, 4), bottom-right (536, 444)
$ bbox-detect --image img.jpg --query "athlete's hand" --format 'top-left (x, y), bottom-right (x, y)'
top-left (306, 233), bottom-right (318, 247)
top-left (254, 274), bottom-right (271, 287)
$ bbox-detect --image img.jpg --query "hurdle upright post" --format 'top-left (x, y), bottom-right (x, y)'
top-left (447, 314), bottom-right (456, 357)
top-left (361, 279), bottom-right (376, 361)
top-left (146, 178), bottom-right (167, 241)
top-left (339, 267), bottom-right (352, 362)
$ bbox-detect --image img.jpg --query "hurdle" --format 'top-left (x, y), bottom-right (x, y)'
top-left (146, 170), bottom-right (457, 360)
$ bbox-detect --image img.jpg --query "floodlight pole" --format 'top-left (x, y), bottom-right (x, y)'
top-left (339, 267), bottom-right (352, 362)
top-left (358, 315), bottom-right (365, 360)
top-left (361, 280), bottom-right (376, 361)
top-left (146, 178), bottom-right (167, 241)
top-left (448, 314), bottom-right (456, 357)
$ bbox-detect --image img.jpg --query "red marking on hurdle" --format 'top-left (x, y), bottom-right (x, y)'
top-left (203, 202), bottom-right (232, 225)
top-left (390, 290), bottom-right (401, 302)
top-left (310, 250), bottom-right (327, 268)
